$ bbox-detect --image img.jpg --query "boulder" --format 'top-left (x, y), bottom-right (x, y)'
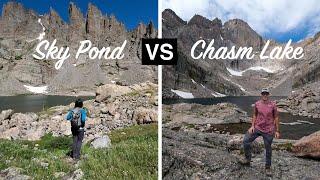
top-left (54, 172), bottom-right (66, 179)
top-left (23, 127), bottom-right (45, 141)
top-left (11, 113), bottom-right (38, 123)
top-left (227, 134), bottom-right (263, 153)
top-left (292, 130), bottom-right (320, 158)
top-left (67, 169), bottom-right (83, 180)
top-left (59, 120), bottom-right (72, 136)
top-left (133, 107), bottom-right (157, 124)
top-left (172, 103), bottom-right (192, 112)
top-left (86, 117), bottom-right (101, 128)
top-left (0, 127), bottom-right (20, 140)
top-left (100, 103), bottom-right (118, 115)
top-left (0, 109), bottom-right (14, 120)
top-left (129, 81), bottom-right (157, 92)
top-left (0, 167), bottom-right (31, 180)
top-left (95, 84), bottom-right (132, 102)
top-left (90, 135), bottom-right (112, 149)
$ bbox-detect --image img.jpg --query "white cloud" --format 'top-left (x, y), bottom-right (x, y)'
top-left (163, 0), bottom-right (320, 39)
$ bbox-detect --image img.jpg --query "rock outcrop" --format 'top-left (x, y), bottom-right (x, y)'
top-left (292, 130), bottom-right (320, 159)
top-left (163, 103), bottom-right (250, 129)
top-left (277, 84), bottom-right (320, 118)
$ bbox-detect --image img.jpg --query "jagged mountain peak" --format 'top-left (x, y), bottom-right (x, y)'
top-left (2, 1), bottom-right (36, 20)
top-left (188, 14), bottom-right (214, 28)
top-left (49, 7), bottom-right (63, 22)
top-left (133, 21), bottom-right (156, 38)
top-left (87, 2), bottom-right (102, 16)
top-left (223, 18), bottom-right (264, 50)
top-left (68, 2), bottom-right (84, 22)
top-left (224, 18), bottom-right (249, 26)
top-left (162, 9), bottom-right (186, 27)
top-left (212, 17), bottom-right (222, 28)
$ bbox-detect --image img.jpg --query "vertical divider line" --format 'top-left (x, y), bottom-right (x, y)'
top-left (158, 0), bottom-right (163, 179)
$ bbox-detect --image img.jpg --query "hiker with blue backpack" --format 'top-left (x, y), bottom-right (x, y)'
top-left (66, 99), bottom-right (87, 160)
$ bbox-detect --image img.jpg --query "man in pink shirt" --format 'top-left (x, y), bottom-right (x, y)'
top-left (240, 88), bottom-right (280, 176)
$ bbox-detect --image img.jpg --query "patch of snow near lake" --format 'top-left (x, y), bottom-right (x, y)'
top-left (297, 120), bottom-right (315, 125)
top-left (171, 89), bottom-right (194, 99)
top-left (111, 80), bottom-right (116, 84)
top-left (24, 85), bottom-right (48, 94)
top-left (212, 91), bottom-right (226, 97)
top-left (227, 68), bottom-right (243, 76)
top-left (280, 122), bottom-right (303, 125)
top-left (237, 84), bottom-right (246, 92)
top-left (227, 66), bottom-right (275, 77)
top-left (280, 120), bottom-right (315, 126)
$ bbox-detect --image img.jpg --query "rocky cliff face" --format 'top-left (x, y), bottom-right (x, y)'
top-left (162, 9), bottom-right (320, 98)
top-left (162, 9), bottom-right (266, 98)
top-left (292, 33), bottom-right (320, 88)
top-left (0, 2), bottom-right (157, 96)
top-left (223, 19), bottom-right (263, 50)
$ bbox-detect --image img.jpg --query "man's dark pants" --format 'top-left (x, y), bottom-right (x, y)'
top-left (71, 128), bottom-right (84, 159)
top-left (243, 129), bottom-right (274, 167)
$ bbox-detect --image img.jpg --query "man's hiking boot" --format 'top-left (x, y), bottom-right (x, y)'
top-left (238, 157), bottom-right (251, 166)
top-left (265, 166), bottom-right (272, 177)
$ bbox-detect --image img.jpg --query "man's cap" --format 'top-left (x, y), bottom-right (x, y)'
top-left (261, 88), bottom-right (270, 93)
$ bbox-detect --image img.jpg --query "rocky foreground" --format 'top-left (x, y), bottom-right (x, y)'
top-left (0, 82), bottom-right (157, 143)
top-left (0, 82), bottom-right (157, 179)
top-left (163, 103), bottom-right (320, 179)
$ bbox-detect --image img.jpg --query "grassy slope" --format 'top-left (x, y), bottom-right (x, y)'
top-left (0, 124), bottom-right (157, 180)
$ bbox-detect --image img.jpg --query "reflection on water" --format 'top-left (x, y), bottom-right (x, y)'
top-left (163, 97), bottom-right (320, 140)
top-left (0, 95), bottom-right (94, 113)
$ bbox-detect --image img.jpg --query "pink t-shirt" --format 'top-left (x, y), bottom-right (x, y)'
top-left (254, 100), bottom-right (278, 134)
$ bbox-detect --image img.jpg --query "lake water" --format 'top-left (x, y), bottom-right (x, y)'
top-left (0, 95), bottom-right (94, 113)
top-left (163, 96), bottom-right (320, 140)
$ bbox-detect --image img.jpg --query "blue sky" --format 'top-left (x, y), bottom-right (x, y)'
top-left (0, 0), bottom-right (158, 30)
top-left (163, 0), bottom-right (320, 43)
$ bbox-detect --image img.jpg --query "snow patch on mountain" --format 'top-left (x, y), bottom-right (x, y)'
top-left (227, 66), bottom-right (276, 76)
top-left (171, 89), bottom-right (194, 99)
top-left (24, 85), bottom-right (48, 94)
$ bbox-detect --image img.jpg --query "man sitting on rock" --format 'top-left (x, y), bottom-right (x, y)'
top-left (66, 98), bottom-right (87, 160)
top-left (240, 88), bottom-right (280, 176)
